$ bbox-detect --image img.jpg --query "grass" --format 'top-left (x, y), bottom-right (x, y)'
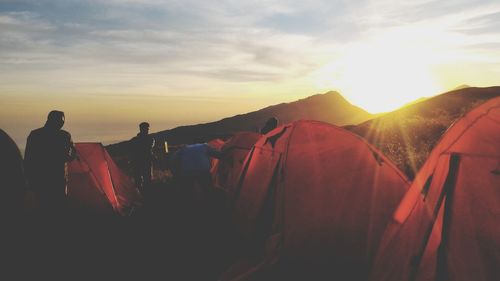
top-left (350, 97), bottom-right (489, 179)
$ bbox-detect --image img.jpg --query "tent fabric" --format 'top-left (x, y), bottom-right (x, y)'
top-left (208, 139), bottom-right (225, 150)
top-left (208, 138), bottom-right (225, 177)
top-left (212, 132), bottom-right (261, 196)
top-left (67, 143), bottom-right (143, 216)
top-left (223, 120), bottom-right (410, 281)
top-left (370, 97), bottom-right (500, 281)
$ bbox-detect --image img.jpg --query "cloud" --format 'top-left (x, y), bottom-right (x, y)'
top-left (0, 1), bottom-right (325, 88)
top-left (0, 1), bottom-right (340, 98)
top-left (2, 0), bottom-right (500, 147)
top-left (1, 0), bottom-right (500, 90)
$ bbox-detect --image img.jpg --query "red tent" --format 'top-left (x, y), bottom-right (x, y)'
top-left (222, 120), bottom-right (409, 281)
top-left (208, 138), bottom-right (225, 150)
top-left (67, 143), bottom-right (143, 216)
top-left (370, 97), bottom-right (500, 281)
top-left (213, 132), bottom-right (261, 196)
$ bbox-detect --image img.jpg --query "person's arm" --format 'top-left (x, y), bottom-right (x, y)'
top-left (150, 137), bottom-right (157, 160)
top-left (65, 133), bottom-right (77, 162)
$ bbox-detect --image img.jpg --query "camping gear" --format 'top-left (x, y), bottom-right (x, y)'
top-left (222, 120), bottom-right (410, 281)
top-left (67, 143), bottom-right (143, 216)
top-left (208, 138), bottom-right (226, 179)
top-left (212, 132), bottom-right (261, 196)
top-left (370, 97), bottom-right (500, 281)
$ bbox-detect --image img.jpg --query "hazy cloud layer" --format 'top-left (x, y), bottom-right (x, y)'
top-left (0, 0), bottom-right (325, 87)
top-left (2, 0), bottom-right (499, 86)
top-left (1, 0), bottom-right (500, 145)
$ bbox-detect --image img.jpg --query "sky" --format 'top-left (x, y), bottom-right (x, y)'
top-left (1, 0), bottom-right (500, 148)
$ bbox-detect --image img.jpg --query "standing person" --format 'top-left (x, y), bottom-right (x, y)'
top-left (260, 117), bottom-right (279, 135)
top-left (24, 110), bottom-right (76, 216)
top-left (130, 122), bottom-right (155, 191)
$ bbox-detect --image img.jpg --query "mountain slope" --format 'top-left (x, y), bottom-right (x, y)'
top-left (349, 86), bottom-right (500, 178)
top-left (111, 91), bottom-right (373, 150)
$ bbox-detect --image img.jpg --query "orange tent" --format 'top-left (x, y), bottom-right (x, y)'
top-left (370, 97), bottom-right (500, 281)
top-left (222, 120), bottom-right (409, 281)
top-left (208, 138), bottom-right (225, 150)
top-left (67, 143), bottom-right (143, 216)
top-left (213, 132), bottom-right (261, 195)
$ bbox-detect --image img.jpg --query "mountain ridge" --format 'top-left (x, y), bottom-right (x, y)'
top-left (108, 91), bottom-right (374, 151)
top-left (349, 86), bottom-right (500, 178)
top-left (106, 86), bottom-right (500, 179)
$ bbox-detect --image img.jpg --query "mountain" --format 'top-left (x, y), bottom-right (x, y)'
top-left (160, 91), bottom-right (373, 144)
top-left (107, 86), bottom-right (500, 178)
top-left (348, 86), bottom-right (500, 179)
top-left (107, 91), bottom-right (374, 155)
top-left (453, 84), bottom-right (471, 90)
top-left (400, 96), bottom-right (428, 107)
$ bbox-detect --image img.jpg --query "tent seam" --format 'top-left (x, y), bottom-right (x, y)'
top-left (277, 121), bottom-right (298, 256)
top-left (99, 144), bottom-right (122, 213)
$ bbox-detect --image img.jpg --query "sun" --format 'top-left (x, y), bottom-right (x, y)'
top-left (313, 32), bottom-right (442, 113)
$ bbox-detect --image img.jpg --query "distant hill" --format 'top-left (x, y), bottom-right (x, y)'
top-left (107, 91), bottom-right (374, 155)
top-left (400, 96), bottom-right (428, 107)
top-left (453, 84), bottom-right (471, 90)
top-left (108, 86), bottom-right (500, 179)
top-left (348, 86), bottom-right (500, 179)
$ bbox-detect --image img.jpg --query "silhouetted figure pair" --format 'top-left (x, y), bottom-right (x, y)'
top-left (261, 117), bottom-right (279, 134)
top-left (24, 110), bottom-right (76, 216)
top-left (130, 122), bottom-right (155, 191)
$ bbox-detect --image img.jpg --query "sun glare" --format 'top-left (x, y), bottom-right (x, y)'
top-left (314, 29), bottom-right (443, 113)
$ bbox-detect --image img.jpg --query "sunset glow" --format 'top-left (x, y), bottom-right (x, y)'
top-left (313, 34), bottom-right (441, 113)
top-left (1, 1), bottom-right (500, 146)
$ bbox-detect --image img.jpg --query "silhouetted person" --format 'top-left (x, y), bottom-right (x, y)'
top-left (24, 111), bottom-right (76, 216)
top-left (260, 117), bottom-right (279, 134)
top-left (130, 122), bottom-right (155, 191)
top-left (0, 129), bottom-right (25, 217)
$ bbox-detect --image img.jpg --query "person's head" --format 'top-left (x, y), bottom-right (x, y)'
top-left (265, 117), bottom-right (278, 128)
top-left (261, 117), bottom-right (278, 134)
top-left (46, 110), bottom-right (65, 129)
top-left (139, 122), bottom-right (150, 134)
